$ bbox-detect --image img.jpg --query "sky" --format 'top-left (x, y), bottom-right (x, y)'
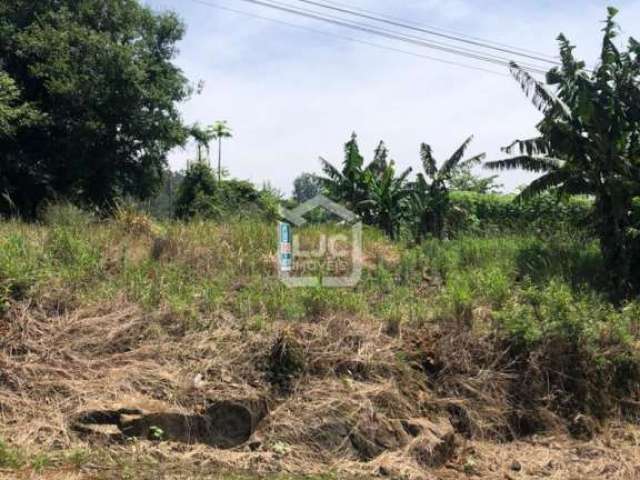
top-left (144, 0), bottom-right (640, 196)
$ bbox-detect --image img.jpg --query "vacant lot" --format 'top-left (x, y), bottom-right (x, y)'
top-left (1, 207), bottom-right (639, 479)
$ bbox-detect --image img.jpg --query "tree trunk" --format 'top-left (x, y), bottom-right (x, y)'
top-left (596, 191), bottom-right (632, 301)
top-left (218, 138), bottom-right (222, 182)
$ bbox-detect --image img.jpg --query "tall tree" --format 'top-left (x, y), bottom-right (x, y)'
top-left (0, 0), bottom-right (190, 218)
top-left (190, 124), bottom-right (217, 166)
top-left (211, 120), bottom-right (233, 181)
top-left (485, 8), bottom-right (640, 298)
top-left (410, 137), bottom-right (485, 242)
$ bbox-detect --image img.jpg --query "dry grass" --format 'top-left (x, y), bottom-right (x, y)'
top-left (1, 298), bottom-right (640, 479)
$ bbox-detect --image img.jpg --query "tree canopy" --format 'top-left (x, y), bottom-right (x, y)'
top-left (0, 0), bottom-right (191, 217)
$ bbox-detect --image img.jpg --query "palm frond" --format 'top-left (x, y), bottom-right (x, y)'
top-left (485, 156), bottom-right (563, 172)
top-left (457, 153), bottom-right (487, 170)
top-left (557, 176), bottom-right (593, 196)
top-left (515, 170), bottom-right (570, 201)
top-left (396, 167), bottom-right (413, 184)
top-left (319, 157), bottom-right (344, 183)
top-left (440, 135), bottom-right (474, 176)
top-left (502, 137), bottom-right (549, 156)
top-left (420, 143), bottom-right (437, 179)
top-left (510, 62), bottom-right (572, 119)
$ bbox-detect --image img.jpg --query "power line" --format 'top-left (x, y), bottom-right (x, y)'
top-left (294, 0), bottom-right (561, 65)
top-left (227, 0), bottom-right (550, 74)
top-left (310, 0), bottom-right (560, 61)
top-left (259, 0), bottom-right (552, 73)
top-left (188, 0), bottom-right (510, 76)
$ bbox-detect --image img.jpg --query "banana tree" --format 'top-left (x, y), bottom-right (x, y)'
top-left (485, 7), bottom-right (640, 299)
top-left (359, 162), bottom-right (412, 239)
top-left (411, 137), bottom-right (485, 242)
top-left (319, 132), bottom-right (369, 212)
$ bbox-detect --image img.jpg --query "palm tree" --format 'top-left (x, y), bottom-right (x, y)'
top-left (485, 8), bottom-right (640, 299)
top-left (211, 120), bottom-right (233, 181)
top-left (190, 124), bottom-right (216, 166)
top-left (411, 137), bottom-right (485, 242)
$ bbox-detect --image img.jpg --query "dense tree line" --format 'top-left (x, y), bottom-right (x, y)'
top-left (0, 0), bottom-right (191, 217)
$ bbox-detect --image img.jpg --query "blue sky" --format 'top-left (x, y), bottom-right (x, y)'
top-left (144, 0), bottom-right (640, 195)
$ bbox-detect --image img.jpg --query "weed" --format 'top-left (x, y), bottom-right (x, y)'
top-left (0, 439), bottom-right (25, 469)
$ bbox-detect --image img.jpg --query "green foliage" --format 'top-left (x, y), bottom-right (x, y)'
top-left (448, 191), bottom-right (593, 234)
top-left (0, 0), bottom-right (190, 218)
top-left (320, 134), bottom-right (412, 238)
top-left (210, 120), bottom-right (233, 181)
top-left (0, 439), bottom-right (25, 469)
top-left (485, 9), bottom-right (640, 299)
top-left (174, 164), bottom-right (279, 221)
top-left (174, 164), bottom-right (219, 219)
top-left (292, 173), bottom-right (322, 203)
top-left (359, 161), bottom-right (412, 239)
top-left (0, 70), bottom-right (43, 139)
top-left (448, 163), bottom-right (502, 194)
top-left (0, 232), bottom-right (40, 306)
top-left (319, 132), bottom-right (370, 213)
top-left (409, 137), bottom-right (485, 242)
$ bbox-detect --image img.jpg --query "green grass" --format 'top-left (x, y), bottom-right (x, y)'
top-left (0, 205), bottom-right (636, 343)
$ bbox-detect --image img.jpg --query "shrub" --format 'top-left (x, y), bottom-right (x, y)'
top-left (174, 163), bottom-right (218, 219)
top-left (448, 191), bottom-right (593, 235)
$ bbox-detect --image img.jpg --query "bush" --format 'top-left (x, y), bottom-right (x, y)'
top-left (174, 165), bottom-right (279, 220)
top-left (174, 163), bottom-right (218, 219)
top-left (448, 191), bottom-right (593, 235)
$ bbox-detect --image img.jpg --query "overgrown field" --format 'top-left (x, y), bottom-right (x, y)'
top-left (1, 205), bottom-right (640, 479)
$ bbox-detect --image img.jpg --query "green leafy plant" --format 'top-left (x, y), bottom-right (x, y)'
top-left (486, 8), bottom-right (640, 299)
top-left (149, 425), bottom-right (165, 441)
top-left (409, 137), bottom-right (485, 242)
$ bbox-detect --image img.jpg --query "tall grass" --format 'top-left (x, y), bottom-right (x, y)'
top-left (1, 204), bottom-right (637, 351)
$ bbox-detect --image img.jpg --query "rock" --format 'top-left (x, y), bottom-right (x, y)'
top-left (410, 419), bottom-right (456, 468)
top-left (350, 417), bottom-right (411, 461)
top-left (510, 460), bottom-right (522, 471)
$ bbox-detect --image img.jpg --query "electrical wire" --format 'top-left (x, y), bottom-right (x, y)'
top-left (293, 0), bottom-right (561, 65)
top-left (226, 0), bottom-right (551, 74)
top-left (189, 0), bottom-right (511, 76)
top-left (311, 0), bottom-right (560, 60)
top-left (258, 0), bottom-right (552, 73)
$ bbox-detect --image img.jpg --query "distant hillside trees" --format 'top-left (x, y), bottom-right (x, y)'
top-left (0, 0), bottom-right (191, 218)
